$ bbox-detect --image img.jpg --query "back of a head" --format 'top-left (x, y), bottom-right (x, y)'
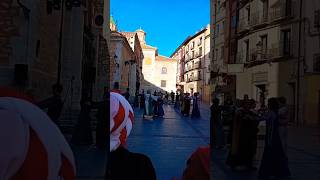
top-left (268, 98), bottom-right (279, 112)
top-left (113, 82), bottom-right (120, 89)
top-left (278, 97), bottom-right (286, 105)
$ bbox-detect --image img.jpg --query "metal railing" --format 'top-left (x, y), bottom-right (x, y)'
top-left (236, 41), bottom-right (294, 63)
top-left (269, 1), bottom-right (295, 22)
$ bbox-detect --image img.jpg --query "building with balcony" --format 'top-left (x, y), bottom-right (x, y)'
top-left (209, 0), bottom-right (239, 103)
top-left (171, 25), bottom-right (211, 102)
top-left (235, 0), bottom-right (320, 126)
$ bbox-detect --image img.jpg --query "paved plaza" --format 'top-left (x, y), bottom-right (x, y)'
top-left (127, 104), bottom-right (210, 180)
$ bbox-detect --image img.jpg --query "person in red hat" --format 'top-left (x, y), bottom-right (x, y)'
top-left (0, 87), bottom-right (76, 179)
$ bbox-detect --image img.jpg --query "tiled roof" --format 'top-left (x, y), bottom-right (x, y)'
top-left (120, 32), bottom-right (136, 39)
top-left (155, 55), bottom-right (176, 61)
top-left (142, 44), bottom-right (157, 50)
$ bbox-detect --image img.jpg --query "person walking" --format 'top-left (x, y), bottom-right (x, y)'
top-left (123, 88), bottom-right (130, 101)
top-left (140, 89), bottom-right (145, 109)
top-left (211, 98), bottom-right (225, 149)
top-left (258, 98), bottom-right (291, 178)
top-left (183, 93), bottom-right (191, 116)
top-left (191, 92), bottom-right (201, 118)
top-left (278, 97), bottom-right (289, 156)
top-left (170, 90), bottom-right (175, 104)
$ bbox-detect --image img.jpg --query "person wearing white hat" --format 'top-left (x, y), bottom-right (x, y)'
top-left (108, 92), bottom-right (156, 180)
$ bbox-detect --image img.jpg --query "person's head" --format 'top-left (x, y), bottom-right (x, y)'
top-left (268, 98), bottom-right (279, 112)
top-left (52, 84), bottom-right (63, 96)
top-left (110, 92), bottom-right (134, 151)
top-left (126, 88), bottom-right (129, 92)
top-left (243, 94), bottom-right (249, 100)
top-left (212, 98), bottom-right (219, 106)
top-left (278, 97), bottom-right (286, 106)
top-left (113, 82), bottom-right (119, 89)
top-left (104, 86), bottom-right (108, 93)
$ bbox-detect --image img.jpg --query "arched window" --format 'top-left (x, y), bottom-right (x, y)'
top-left (161, 67), bottom-right (167, 74)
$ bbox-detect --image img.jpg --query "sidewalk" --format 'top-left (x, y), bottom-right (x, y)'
top-left (127, 104), bottom-right (210, 180)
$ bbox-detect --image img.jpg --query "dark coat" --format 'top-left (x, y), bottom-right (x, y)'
top-left (108, 146), bottom-right (156, 180)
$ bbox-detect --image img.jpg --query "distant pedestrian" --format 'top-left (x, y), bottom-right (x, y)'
top-left (112, 82), bottom-right (122, 94)
top-left (278, 97), bottom-right (289, 156)
top-left (38, 84), bottom-right (64, 127)
top-left (123, 88), bottom-right (130, 101)
top-left (109, 92), bottom-right (156, 180)
top-left (258, 98), bottom-right (291, 178)
top-left (174, 91), bottom-right (180, 109)
top-left (222, 96), bottom-right (235, 145)
top-left (140, 89), bottom-right (145, 109)
top-left (211, 98), bottom-right (225, 149)
top-left (183, 93), bottom-right (191, 116)
top-left (165, 92), bottom-right (169, 104)
top-left (191, 92), bottom-right (201, 118)
top-left (171, 90), bottom-right (175, 103)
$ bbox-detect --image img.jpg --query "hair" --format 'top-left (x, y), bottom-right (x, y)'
top-left (113, 82), bottom-right (119, 89)
top-left (278, 97), bottom-right (286, 104)
top-left (268, 98), bottom-right (279, 112)
top-left (212, 98), bottom-right (219, 105)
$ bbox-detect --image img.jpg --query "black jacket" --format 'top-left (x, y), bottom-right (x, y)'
top-left (108, 146), bottom-right (156, 180)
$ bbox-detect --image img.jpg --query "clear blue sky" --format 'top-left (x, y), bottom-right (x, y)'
top-left (111, 0), bottom-right (209, 57)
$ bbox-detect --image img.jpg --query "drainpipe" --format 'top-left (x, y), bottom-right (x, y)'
top-left (296, 0), bottom-right (303, 126)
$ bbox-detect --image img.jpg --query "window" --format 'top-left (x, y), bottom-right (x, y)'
top-left (246, 6), bottom-right (251, 22)
top-left (222, 21), bottom-right (225, 33)
top-left (314, 54), bottom-right (320, 72)
top-left (221, 46), bottom-right (224, 59)
top-left (281, 29), bottom-right (291, 56)
top-left (161, 80), bottom-right (166, 87)
top-left (199, 47), bottom-right (203, 56)
top-left (217, 24), bottom-right (220, 35)
top-left (161, 67), bottom-right (167, 74)
top-left (245, 40), bottom-right (249, 62)
top-left (198, 37), bottom-right (203, 46)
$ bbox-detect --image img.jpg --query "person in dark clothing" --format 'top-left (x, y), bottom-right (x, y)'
top-left (170, 90), bottom-right (175, 103)
top-left (211, 98), bottom-right (225, 148)
top-left (38, 84), bottom-right (64, 127)
top-left (222, 97), bottom-right (235, 145)
top-left (258, 98), bottom-right (291, 178)
top-left (108, 92), bottom-right (156, 180)
top-left (123, 88), bottom-right (130, 101)
top-left (226, 99), bottom-right (259, 170)
top-left (191, 92), bottom-right (201, 118)
top-left (140, 89), bottom-right (145, 109)
top-left (183, 93), bottom-right (191, 116)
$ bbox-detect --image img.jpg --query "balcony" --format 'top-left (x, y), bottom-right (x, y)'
top-left (269, 0), bottom-right (295, 22)
top-left (184, 62), bottom-right (202, 73)
top-left (249, 11), bottom-right (269, 28)
top-left (186, 75), bottom-right (202, 83)
top-left (237, 41), bottom-right (294, 64)
top-left (238, 17), bottom-right (250, 33)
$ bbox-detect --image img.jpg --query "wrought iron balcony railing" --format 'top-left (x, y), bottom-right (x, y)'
top-left (269, 0), bottom-right (295, 22)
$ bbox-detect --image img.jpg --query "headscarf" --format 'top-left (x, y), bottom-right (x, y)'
top-left (0, 87), bottom-right (75, 180)
top-left (110, 92), bottom-right (134, 152)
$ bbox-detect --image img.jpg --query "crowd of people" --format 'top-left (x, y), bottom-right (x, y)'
top-left (211, 94), bottom-right (291, 178)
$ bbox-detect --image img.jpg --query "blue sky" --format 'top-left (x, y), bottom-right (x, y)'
top-left (111, 0), bottom-right (210, 57)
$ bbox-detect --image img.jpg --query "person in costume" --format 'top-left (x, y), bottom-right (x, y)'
top-left (108, 92), bottom-right (156, 180)
top-left (258, 98), bottom-right (291, 178)
top-left (0, 87), bottom-right (76, 180)
top-left (191, 92), bottom-right (201, 118)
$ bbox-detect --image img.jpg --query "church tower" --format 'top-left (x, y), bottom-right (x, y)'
top-left (135, 28), bottom-right (146, 45)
